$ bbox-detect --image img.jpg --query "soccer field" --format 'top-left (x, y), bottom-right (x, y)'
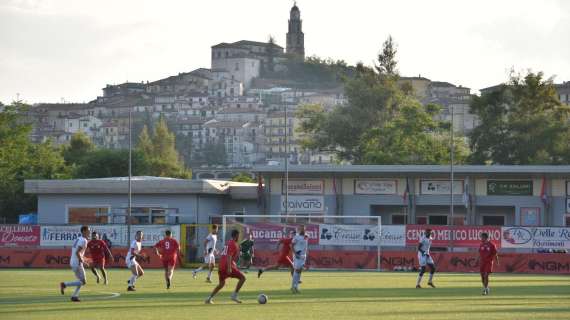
top-left (0, 269), bottom-right (569, 320)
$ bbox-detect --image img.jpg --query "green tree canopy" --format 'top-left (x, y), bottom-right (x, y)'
top-left (0, 102), bottom-right (71, 222)
top-left (469, 71), bottom-right (570, 164)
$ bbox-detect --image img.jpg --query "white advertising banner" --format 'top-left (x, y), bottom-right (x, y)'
top-left (283, 180), bottom-right (324, 194)
top-left (420, 180), bottom-right (463, 195)
top-left (379, 225), bottom-right (406, 247)
top-left (501, 226), bottom-right (570, 249)
top-left (354, 180), bottom-right (397, 195)
top-left (319, 224), bottom-right (380, 246)
top-left (281, 195), bottom-right (324, 213)
top-left (40, 225), bottom-right (180, 247)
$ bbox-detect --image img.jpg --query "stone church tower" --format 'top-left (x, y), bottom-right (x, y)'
top-left (286, 2), bottom-right (305, 59)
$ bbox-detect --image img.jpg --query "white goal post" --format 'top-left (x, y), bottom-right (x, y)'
top-left (222, 214), bottom-right (382, 271)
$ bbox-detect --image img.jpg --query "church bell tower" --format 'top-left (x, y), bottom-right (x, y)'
top-left (286, 2), bottom-right (305, 59)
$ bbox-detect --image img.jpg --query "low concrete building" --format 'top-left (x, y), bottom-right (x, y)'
top-left (255, 165), bottom-right (570, 227)
top-left (25, 177), bottom-right (259, 225)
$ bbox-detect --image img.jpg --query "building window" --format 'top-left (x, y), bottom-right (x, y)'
top-left (68, 207), bottom-right (109, 224)
top-left (416, 216), bottom-right (428, 225)
top-left (566, 215), bottom-right (570, 226)
top-left (392, 215), bottom-right (407, 224)
top-left (428, 215), bottom-right (448, 225)
top-left (482, 215), bottom-right (505, 226)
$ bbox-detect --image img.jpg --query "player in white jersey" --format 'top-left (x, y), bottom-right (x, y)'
top-left (126, 230), bottom-right (145, 292)
top-left (416, 228), bottom-right (436, 288)
top-left (192, 224), bottom-right (218, 283)
top-left (59, 225), bottom-right (90, 302)
top-left (291, 225), bottom-right (308, 294)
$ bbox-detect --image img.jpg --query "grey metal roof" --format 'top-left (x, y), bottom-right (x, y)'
top-left (253, 165), bottom-right (570, 176)
top-left (25, 177), bottom-right (257, 196)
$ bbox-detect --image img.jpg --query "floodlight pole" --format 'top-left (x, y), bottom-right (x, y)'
top-left (450, 105), bottom-right (455, 252)
top-left (127, 107), bottom-right (132, 242)
top-left (284, 94), bottom-right (289, 216)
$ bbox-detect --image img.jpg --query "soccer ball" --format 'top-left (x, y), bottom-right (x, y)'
top-left (258, 294), bottom-right (268, 304)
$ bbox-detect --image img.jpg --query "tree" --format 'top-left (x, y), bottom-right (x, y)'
top-left (375, 35), bottom-right (398, 76)
top-left (265, 35), bottom-right (277, 74)
top-left (74, 149), bottom-right (149, 178)
top-left (0, 102), bottom-right (70, 222)
top-left (135, 118), bottom-right (191, 178)
top-left (63, 131), bottom-right (95, 166)
top-left (297, 36), bottom-right (468, 165)
top-left (361, 102), bottom-right (469, 164)
top-left (469, 71), bottom-right (570, 164)
top-left (175, 133), bottom-right (193, 168)
top-left (231, 172), bottom-right (255, 183)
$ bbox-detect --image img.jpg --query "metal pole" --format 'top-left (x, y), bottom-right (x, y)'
top-left (450, 105), bottom-right (455, 252)
top-left (128, 107), bottom-right (132, 241)
top-left (284, 94), bottom-right (289, 216)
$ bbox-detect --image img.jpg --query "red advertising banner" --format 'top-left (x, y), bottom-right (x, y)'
top-left (251, 250), bottom-right (570, 274)
top-left (2, 248), bottom-right (569, 274)
top-left (405, 225), bottom-right (502, 248)
top-left (0, 247), bottom-right (165, 268)
top-left (239, 223), bottom-right (319, 245)
top-left (0, 225), bottom-right (40, 247)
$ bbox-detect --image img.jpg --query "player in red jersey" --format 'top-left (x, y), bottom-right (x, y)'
top-left (205, 229), bottom-right (246, 304)
top-left (478, 232), bottom-right (499, 295)
top-left (257, 230), bottom-right (295, 278)
top-left (86, 232), bottom-right (112, 285)
top-left (154, 230), bottom-right (182, 289)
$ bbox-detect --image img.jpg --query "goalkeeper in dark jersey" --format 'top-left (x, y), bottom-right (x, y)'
top-left (238, 231), bottom-right (255, 270)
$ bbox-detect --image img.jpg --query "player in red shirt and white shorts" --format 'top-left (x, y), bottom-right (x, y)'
top-left (257, 230), bottom-right (295, 278)
top-left (154, 230), bottom-right (182, 289)
top-left (205, 229), bottom-right (246, 304)
top-left (87, 231), bottom-right (112, 285)
top-left (478, 232), bottom-right (499, 295)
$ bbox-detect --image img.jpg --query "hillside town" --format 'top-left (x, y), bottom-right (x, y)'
top-left (21, 4), bottom-right (570, 171)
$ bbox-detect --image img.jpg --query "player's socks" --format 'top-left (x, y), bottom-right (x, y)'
top-left (258, 269), bottom-right (264, 278)
top-left (129, 275), bottom-right (137, 287)
top-left (166, 278), bottom-right (171, 289)
top-left (64, 281), bottom-right (82, 287)
top-left (72, 285), bottom-right (81, 298)
top-left (60, 282), bottom-right (66, 295)
top-left (205, 296), bottom-right (213, 304)
top-left (428, 273), bottom-right (434, 283)
top-left (231, 293), bottom-right (242, 303)
top-left (416, 274), bottom-right (423, 286)
top-left (207, 270), bottom-right (212, 279)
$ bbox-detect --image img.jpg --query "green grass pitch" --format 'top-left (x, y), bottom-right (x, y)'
top-left (0, 269), bottom-right (569, 320)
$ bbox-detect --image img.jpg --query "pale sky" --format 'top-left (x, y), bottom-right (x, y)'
top-left (1, 0), bottom-right (569, 104)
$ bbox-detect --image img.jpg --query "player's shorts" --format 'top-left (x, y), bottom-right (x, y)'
top-left (480, 261), bottom-right (494, 274)
top-left (126, 257), bottom-right (140, 269)
top-left (91, 257), bottom-right (105, 268)
top-left (71, 263), bottom-right (86, 282)
top-left (293, 257), bottom-right (306, 270)
top-left (218, 265), bottom-right (244, 282)
top-left (204, 253), bottom-right (215, 265)
top-left (162, 257), bottom-right (176, 268)
top-left (277, 255), bottom-right (293, 268)
top-left (418, 252), bottom-right (435, 267)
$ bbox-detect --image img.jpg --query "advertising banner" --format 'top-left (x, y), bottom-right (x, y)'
top-left (380, 225), bottom-right (406, 247)
top-left (405, 225), bottom-right (502, 248)
top-left (249, 250), bottom-right (570, 274)
top-left (283, 180), bottom-right (324, 194)
top-left (0, 247), bottom-right (166, 269)
top-left (0, 225), bottom-right (40, 247)
top-left (420, 180), bottom-right (463, 195)
top-left (354, 180), bottom-right (397, 195)
top-left (281, 195), bottom-right (324, 213)
top-left (501, 226), bottom-right (570, 249)
top-left (243, 223), bottom-right (319, 245)
top-left (487, 180), bottom-right (533, 196)
top-left (40, 225), bottom-right (180, 247)
top-left (319, 224), bottom-right (380, 246)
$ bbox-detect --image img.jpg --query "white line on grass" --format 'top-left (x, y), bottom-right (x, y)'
top-left (0, 292), bottom-right (121, 305)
